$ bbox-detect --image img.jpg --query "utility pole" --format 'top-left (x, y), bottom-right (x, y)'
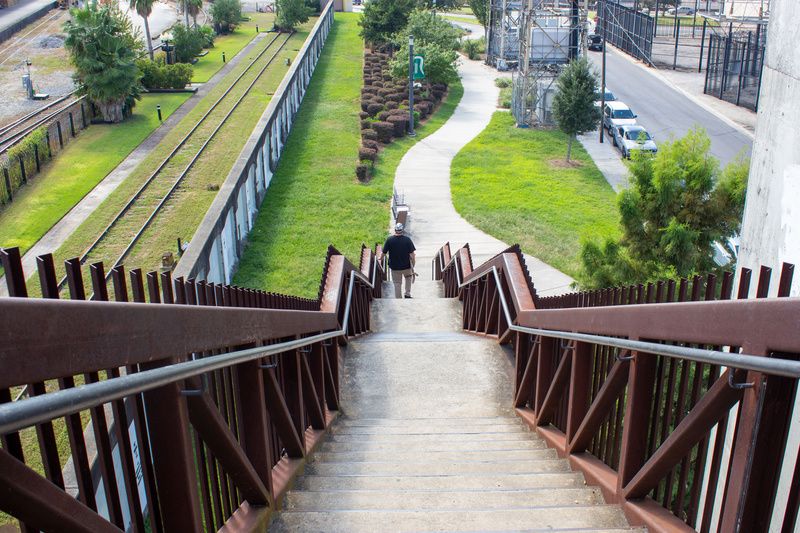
top-left (599, 0), bottom-right (607, 143)
top-left (408, 35), bottom-right (416, 137)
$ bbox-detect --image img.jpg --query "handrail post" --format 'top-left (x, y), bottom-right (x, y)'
top-left (616, 346), bottom-right (657, 492)
top-left (143, 360), bottom-right (203, 533)
top-left (565, 341), bottom-right (592, 443)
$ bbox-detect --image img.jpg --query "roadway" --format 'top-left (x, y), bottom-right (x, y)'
top-left (587, 46), bottom-right (753, 167)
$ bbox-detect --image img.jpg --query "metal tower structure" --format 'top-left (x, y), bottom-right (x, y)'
top-left (486, 0), bottom-right (525, 69)
top-left (511, 0), bottom-right (584, 126)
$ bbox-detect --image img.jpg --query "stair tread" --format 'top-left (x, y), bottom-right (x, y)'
top-left (269, 506), bottom-right (631, 532)
top-left (293, 472), bottom-right (588, 491)
top-left (305, 459), bottom-right (571, 476)
top-left (314, 448), bottom-right (557, 463)
top-left (320, 439), bottom-right (549, 453)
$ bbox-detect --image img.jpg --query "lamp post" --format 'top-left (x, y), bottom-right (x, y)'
top-left (599, 0), bottom-right (607, 143)
top-left (408, 35), bottom-right (416, 137)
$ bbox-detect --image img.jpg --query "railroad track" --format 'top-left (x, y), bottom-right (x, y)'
top-left (56, 31), bottom-right (295, 291)
top-left (0, 91), bottom-right (82, 154)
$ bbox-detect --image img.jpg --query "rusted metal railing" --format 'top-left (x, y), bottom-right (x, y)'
top-left (435, 242), bottom-right (800, 533)
top-left (0, 243), bottom-right (384, 532)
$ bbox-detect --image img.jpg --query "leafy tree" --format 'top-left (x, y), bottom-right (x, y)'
top-left (185, 0), bottom-right (203, 26)
top-left (172, 24), bottom-right (205, 62)
top-left (304, 0), bottom-right (320, 12)
top-left (64, 4), bottom-right (143, 123)
top-left (468, 0), bottom-right (488, 27)
top-left (391, 9), bottom-right (461, 51)
top-left (275, 0), bottom-right (314, 31)
top-left (578, 128), bottom-right (749, 288)
top-left (130, 0), bottom-right (155, 60)
top-left (210, 0), bottom-right (242, 33)
top-left (391, 41), bottom-right (458, 84)
top-left (551, 58), bottom-right (601, 161)
top-left (359, 0), bottom-right (415, 46)
top-left (416, 0), bottom-right (463, 10)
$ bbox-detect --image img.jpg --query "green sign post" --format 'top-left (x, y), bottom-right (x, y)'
top-left (413, 55), bottom-right (425, 80)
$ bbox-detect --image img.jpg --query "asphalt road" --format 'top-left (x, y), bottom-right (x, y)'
top-left (587, 47), bottom-right (753, 167)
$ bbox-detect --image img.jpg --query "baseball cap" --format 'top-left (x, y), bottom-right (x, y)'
top-left (394, 223), bottom-right (404, 232)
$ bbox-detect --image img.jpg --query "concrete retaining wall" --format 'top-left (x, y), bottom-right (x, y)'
top-left (174, 3), bottom-right (334, 284)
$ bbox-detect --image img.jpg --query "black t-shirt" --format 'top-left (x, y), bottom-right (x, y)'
top-left (383, 235), bottom-right (416, 270)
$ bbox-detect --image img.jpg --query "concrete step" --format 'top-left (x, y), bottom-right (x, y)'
top-left (269, 506), bottom-right (631, 532)
top-left (320, 438), bottom-right (549, 454)
top-left (314, 448), bottom-right (557, 463)
top-left (381, 279), bottom-right (443, 299)
top-left (293, 472), bottom-right (588, 491)
top-left (371, 298), bottom-right (462, 333)
top-left (331, 423), bottom-right (529, 435)
top-left (328, 432), bottom-right (535, 443)
top-left (304, 458), bottom-right (570, 476)
top-left (283, 487), bottom-right (605, 511)
top-left (335, 416), bottom-right (524, 427)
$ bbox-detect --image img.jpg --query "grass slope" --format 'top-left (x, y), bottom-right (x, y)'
top-left (192, 13), bottom-right (276, 82)
top-left (451, 112), bottom-right (620, 278)
top-left (234, 13), bottom-right (464, 297)
top-left (0, 93), bottom-right (190, 255)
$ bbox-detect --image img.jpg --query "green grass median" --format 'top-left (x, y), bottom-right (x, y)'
top-left (192, 13), bottom-right (276, 83)
top-left (0, 92), bottom-right (190, 256)
top-left (451, 112), bottom-right (620, 278)
top-left (235, 13), bottom-right (464, 297)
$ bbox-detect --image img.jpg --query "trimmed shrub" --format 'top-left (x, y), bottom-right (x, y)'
top-left (362, 139), bottom-right (379, 151)
top-left (361, 128), bottom-right (378, 141)
top-left (372, 80), bottom-right (384, 88)
top-left (366, 103), bottom-right (384, 117)
top-left (360, 119), bottom-right (372, 130)
top-left (371, 121), bottom-right (394, 143)
top-left (494, 77), bottom-right (511, 88)
top-left (137, 57), bottom-right (193, 89)
top-left (388, 115), bottom-right (407, 137)
top-left (378, 110), bottom-right (391, 121)
top-left (361, 99), bottom-right (372, 112)
top-left (356, 159), bottom-right (373, 182)
top-left (359, 147), bottom-right (377, 161)
top-left (359, 111), bottom-right (370, 120)
top-left (377, 88), bottom-right (392, 97)
top-left (385, 101), bottom-right (399, 110)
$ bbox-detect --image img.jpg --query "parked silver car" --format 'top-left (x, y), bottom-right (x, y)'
top-left (612, 124), bottom-right (657, 158)
top-left (602, 101), bottom-right (637, 132)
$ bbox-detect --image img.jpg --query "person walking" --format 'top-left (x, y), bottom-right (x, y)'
top-left (379, 223), bottom-right (416, 299)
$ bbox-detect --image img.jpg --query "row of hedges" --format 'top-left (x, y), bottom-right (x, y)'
top-left (137, 58), bottom-right (194, 90)
top-left (0, 128), bottom-right (51, 206)
top-left (356, 49), bottom-right (448, 181)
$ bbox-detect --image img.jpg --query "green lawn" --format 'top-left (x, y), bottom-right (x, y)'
top-left (0, 93), bottom-right (191, 256)
top-left (192, 13), bottom-right (276, 83)
top-left (234, 13), bottom-right (464, 297)
top-left (451, 112), bottom-right (620, 278)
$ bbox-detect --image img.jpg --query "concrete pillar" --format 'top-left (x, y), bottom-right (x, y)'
top-left (736, 0), bottom-right (800, 298)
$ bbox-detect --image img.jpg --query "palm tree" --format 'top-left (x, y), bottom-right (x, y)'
top-left (186, 0), bottom-right (203, 26)
top-left (130, 0), bottom-right (155, 60)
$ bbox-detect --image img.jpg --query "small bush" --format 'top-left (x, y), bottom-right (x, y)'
top-left (362, 139), bottom-right (379, 151)
top-left (378, 110), bottom-right (391, 121)
top-left (137, 57), bottom-right (193, 89)
top-left (361, 128), bottom-right (378, 141)
top-left (360, 119), bottom-right (372, 130)
top-left (359, 147), bottom-right (377, 161)
top-left (173, 24), bottom-right (206, 63)
top-left (388, 115), bottom-right (407, 137)
top-left (198, 25), bottom-right (216, 48)
top-left (462, 39), bottom-right (480, 60)
top-left (356, 161), bottom-right (372, 182)
top-left (498, 86), bottom-right (512, 108)
top-left (371, 121), bottom-right (393, 143)
top-left (211, 0), bottom-right (242, 33)
top-left (359, 111), bottom-right (369, 120)
top-left (360, 99), bottom-right (372, 112)
top-left (385, 101), bottom-right (399, 110)
top-left (495, 77), bottom-right (512, 88)
top-left (366, 103), bottom-right (384, 117)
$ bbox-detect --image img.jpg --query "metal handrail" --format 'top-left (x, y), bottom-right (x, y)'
top-left (467, 266), bottom-right (800, 380)
top-left (0, 269), bottom-right (372, 435)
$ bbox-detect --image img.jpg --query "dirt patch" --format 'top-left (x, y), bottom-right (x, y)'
top-left (548, 158), bottom-right (585, 169)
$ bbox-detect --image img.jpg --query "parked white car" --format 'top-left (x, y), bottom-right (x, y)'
top-left (602, 101), bottom-right (637, 132)
top-left (612, 124), bottom-right (658, 158)
top-left (667, 6), bottom-right (695, 15)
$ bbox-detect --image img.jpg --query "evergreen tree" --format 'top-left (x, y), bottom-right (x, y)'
top-left (64, 4), bottom-right (143, 123)
top-left (550, 58), bottom-right (601, 162)
top-left (579, 128), bottom-right (749, 288)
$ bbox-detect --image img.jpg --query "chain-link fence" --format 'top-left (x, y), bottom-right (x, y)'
top-left (704, 26), bottom-right (766, 111)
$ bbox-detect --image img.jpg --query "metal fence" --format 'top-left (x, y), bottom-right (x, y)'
top-left (704, 27), bottom-right (766, 111)
top-left (174, 2), bottom-right (334, 285)
top-left (601, 2), bottom-right (654, 64)
top-left (437, 242), bottom-right (800, 533)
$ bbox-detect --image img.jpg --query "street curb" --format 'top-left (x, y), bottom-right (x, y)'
top-left (607, 45), bottom-right (756, 141)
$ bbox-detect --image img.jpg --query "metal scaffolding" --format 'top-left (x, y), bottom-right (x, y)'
top-left (510, 0), bottom-right (583, 126)
top-left (486, 0), bottom-right (525, 69)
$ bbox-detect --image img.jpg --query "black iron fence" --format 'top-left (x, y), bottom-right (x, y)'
top-left (601, 2), bottom-right (654, 64)
top-left (704, 27), bottom-right (766, 111)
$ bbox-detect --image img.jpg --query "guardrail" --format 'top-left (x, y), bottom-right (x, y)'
top-left (174, 3), bottom-right (334, 284)
top-left (0, 242), bottom-right (384, 532)
top-left (435, 242), bottom-right (800, 533)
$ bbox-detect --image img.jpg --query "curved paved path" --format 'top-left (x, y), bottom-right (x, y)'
top-left (393, 57), bottom-right (574, 296)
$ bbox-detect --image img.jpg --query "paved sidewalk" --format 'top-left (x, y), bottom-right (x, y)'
top-left (578, 132), bottom-right (629, 192)
top-left (0, 32), bottom-right (270, 296)
top-left (392, 57), bottom-right (574, 297)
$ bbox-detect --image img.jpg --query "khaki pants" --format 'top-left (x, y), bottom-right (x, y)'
top-left (391, 268), bottom-right (414, 298)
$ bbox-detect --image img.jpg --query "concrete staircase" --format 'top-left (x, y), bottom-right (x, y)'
top-left (269, 280), bottom-right (642, 532)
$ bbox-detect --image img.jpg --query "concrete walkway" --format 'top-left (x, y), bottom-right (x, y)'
top-left (393, 57), bottom-right (574, 296)
top-left (0, 32), bottom-right (270, 296)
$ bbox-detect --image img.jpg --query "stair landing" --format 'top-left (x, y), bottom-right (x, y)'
top-left (269, 281), bottom-right (642, 532)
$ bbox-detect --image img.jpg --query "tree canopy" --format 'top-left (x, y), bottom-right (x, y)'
top-left (391, 9), bottom-right (462, 51)
top-left (551, 58), bottom-right (601, 161)
top-left (468, 0), bottom-right (489, 27)
top-left (579, 128), bottom-right (748, 288)
top-left (210, 0), bottom-right (242, 33)
top-left (390, 41), bottom-right (458, 85)
top-left (359, 0), bottom-right (416, 45)
top-left (64, 4), bottom-right (143, 123)
top-left (275, 0), bottom-right (314, 31)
